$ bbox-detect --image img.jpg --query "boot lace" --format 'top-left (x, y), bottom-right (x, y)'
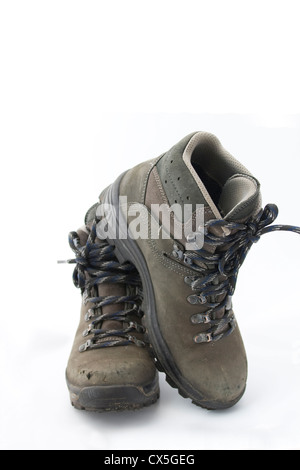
top-left (173, 204), bottom-right (300, 344)
top-left (67, 218), bottom-right (145, 352)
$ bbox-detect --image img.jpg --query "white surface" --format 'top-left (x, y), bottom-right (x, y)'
top-left (1, 1), bottom-right (300, 451)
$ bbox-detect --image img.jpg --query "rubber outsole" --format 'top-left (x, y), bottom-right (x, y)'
top-left (67, 377), bottom-right (160, 412)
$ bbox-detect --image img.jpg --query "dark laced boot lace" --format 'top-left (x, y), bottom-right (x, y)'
top-left (66, 219), bottom-right (145, 352)
top-left (173, 204), bottom-right (300, 344)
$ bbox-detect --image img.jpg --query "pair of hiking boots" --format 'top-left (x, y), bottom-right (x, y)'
top-left (65, 131), bottom-right (300, 412)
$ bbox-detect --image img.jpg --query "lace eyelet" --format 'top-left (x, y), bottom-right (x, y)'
top-left (193, 332), bottom-right (213, 344)
top-left (191, 313), bottom-right (211, 324)
top-left (79, 339), bottom-right (92, 352)
top-left (127, 335), bottom-right (145, 347)
top-left (187, 294), bottom-right (207, 305)
top-left (82, 324), bottom-right (93, 337)
top-left (84, 308), bottom-right (94, 321)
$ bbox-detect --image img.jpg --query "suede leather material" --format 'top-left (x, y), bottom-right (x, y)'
top-left (145, 166), bottom-right (216, 250)
top-left (156, 132), bottom-right (208, 212)
top-left (117, 135), bottom-right (249, 405)
top-left (126, 205), bottom-right (247, 404)
top-left (119, 157), bottom-right (162, 206)
top-left (66, 226), bottom-right (157, 390)
top-left (66, 298), bottom-right (157, 388)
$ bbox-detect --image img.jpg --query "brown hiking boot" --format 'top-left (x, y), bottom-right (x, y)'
top-left (65, 203), bottom-right (159, 412)
top-left (100, 131), bottom-right (300, 410)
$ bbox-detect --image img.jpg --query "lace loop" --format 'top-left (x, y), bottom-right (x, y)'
top-left (179, 203), bottom-right (300, 344)
top-left (67, 217), bottom-right (145, 352)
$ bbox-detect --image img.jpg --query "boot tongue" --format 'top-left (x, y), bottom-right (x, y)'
top-left (77, 226), bottom-right (126, 334)
top-left (218, 174), bottom-right (261, 222)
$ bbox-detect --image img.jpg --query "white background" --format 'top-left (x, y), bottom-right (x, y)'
top-left (0, 1), bottom-right (300, 450)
